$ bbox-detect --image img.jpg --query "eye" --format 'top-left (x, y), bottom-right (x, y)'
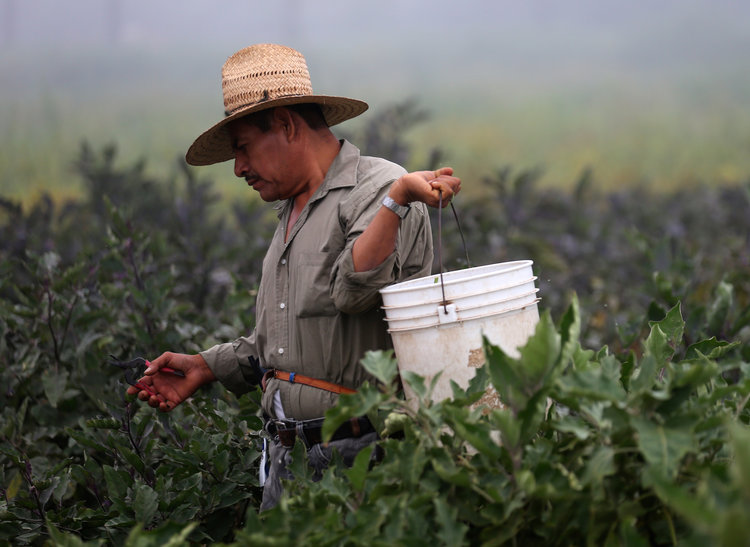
top-left (231, 140), bottom-right (248, 154)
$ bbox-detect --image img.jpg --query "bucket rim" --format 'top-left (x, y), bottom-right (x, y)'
top-left (381, 276), bottom-right (538, 309)
top-left (386, 299), bottom-right (540, 333)
top-left (383, 288), bottom-right (540, 321)
top-left (380, 260), bottom-right (534, 296)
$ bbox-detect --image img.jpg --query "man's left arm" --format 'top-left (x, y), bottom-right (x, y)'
top-left (351, 167), bottom-right (461, 272)
top-left (329, 167), bottom-right (460, 314)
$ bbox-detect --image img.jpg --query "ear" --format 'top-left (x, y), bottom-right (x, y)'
top-left (271, 107), bottom-right (298, 143)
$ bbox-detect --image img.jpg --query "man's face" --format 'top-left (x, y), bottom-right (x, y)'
top-left (228, 115), bottom-right (298, 202)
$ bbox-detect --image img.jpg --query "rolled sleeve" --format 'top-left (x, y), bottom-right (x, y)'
top-left (331, 244), bottom-right (401, 313)
top-left (330, 200), bottom-right (433, 314)
top-left (200, 331), bottom-right (259, 395)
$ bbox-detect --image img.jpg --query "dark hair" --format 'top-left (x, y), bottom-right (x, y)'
top-left (243, 104), bottom-right (327, 132)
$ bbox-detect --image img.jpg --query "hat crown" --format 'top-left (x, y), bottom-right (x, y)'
top-left (221, 44), bottom-right (314, 117)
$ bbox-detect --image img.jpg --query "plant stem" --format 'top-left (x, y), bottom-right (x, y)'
top-left (664, 505), bottom-right (678, 545)
top-left (125, 237), bottom-right (156, 344)
top-left (736, 391), bottom-right (750, 420)
top-left (45, 286), bottom-right (61, 371)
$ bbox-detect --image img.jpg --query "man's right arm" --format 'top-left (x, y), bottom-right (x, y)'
top-left (128, 331), bottom-right (261, 412)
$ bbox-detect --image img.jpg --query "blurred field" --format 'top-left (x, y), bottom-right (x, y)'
top-left (2, 33), bottom-right (750, 206)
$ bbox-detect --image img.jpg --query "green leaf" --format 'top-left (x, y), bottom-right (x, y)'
top-left (444, 406), bottom-right (501, 459)
top-left (103, 465), bottom-right (131, 499)
top-left (558, 295), bottom-right (582, 368)
top-left (103, 465), bottom-right (132, 517)
top-left (581, 446), bottom-right (615, 487)
top-left (620, 350), bottom-right (636, 392)
top-left (322, 383), bottom-right (388, 442)
top-left (643, 324), bottom-right (672, 365)
top-left (671, 354), bottom-right (720, 389)
top-left (557, 354), bottom-right (626, 404)
top-left (401, 369), bottom-right (428, 402)
top-left (517, 388), bottom-right (550, 445)
top-left (133, 483), bottom-right (159, 525)
top-left (118, 445), bottom-right (146, 476)
top-left (485, 341), bottom-right (526, 410)
top-left (42, 369), bottom-right (69, 409)
top-left (345, 444), bottom-right (373, 492)
top-left (728, 422), bottom-right (750, 496)
top-left (433, 496), bottom-right (469, 547)
top-left (213, 449), bottom-right (230, 478)
top-left (629, 354), bottom-right (660, 395)
top-left (490, 407), bottom-right (521, 448)
top-left (631, 416), bottom-right (693, 478)
top-left (517, 310), bottom-right (561, 390)
top-left (360, 349), bottom-right (398, 385)
top-left (553, 415), bottom-right (592, 441)
top-left (649, 303), bottom-right (684, 349)
top-left (643, 466), bottom-right (718, 530)
top-left (47, 519), bottom-right (104, 546)
top-left (6, 471), bottom-right (23, 500)
top-left (685, 337), bottom-right (739, 360)
top-left (431, 453), bottom-right (471, 488)
top-left (465, 360), bottom-right (490, 397)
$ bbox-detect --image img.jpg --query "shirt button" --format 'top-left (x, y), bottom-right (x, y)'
top-left (281, 258), bottom-right (287, 265)
top-left (278, 348), bottom-right (284, 355)
top-left (279, 302), bottom-right (286, 309)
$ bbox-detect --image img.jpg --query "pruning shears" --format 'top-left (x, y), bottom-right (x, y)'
top-left (109, 355), bottom-right (184, 398)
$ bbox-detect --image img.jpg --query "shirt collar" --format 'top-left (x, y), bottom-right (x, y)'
top-left (273, 140), bottom-right (360, 218)
top-left (321, 140), bottom-right (360, 192)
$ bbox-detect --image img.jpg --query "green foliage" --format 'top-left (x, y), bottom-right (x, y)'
top-left (1, 105), bottom-right (749, 544)
top-left (251, 298), bottom-right (750, 546)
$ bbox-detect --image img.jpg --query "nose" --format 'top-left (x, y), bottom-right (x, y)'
top-left (233, 155), bottom-right (247, 179)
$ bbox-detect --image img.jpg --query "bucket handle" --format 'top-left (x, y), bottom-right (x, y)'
top-left (437, 189), bottom-right (471, 314)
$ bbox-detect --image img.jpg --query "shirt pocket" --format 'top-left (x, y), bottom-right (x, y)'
top-left (295, 252), bottom-right (338, 318)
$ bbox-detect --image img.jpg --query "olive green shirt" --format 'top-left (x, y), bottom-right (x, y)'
top-left (200, 140), bottom-right (433, 420)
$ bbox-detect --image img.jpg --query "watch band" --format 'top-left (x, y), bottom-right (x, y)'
top-left (382, 195), bottom-right (411, 219)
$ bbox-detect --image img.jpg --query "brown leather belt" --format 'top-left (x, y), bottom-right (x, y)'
top-left (272, 416), bottom-right (376, 448)
top-left (272, 369), bottom-right (356, 395)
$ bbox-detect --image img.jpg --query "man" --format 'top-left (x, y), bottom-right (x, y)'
top-left (126, 43), bottom-right (460, 509)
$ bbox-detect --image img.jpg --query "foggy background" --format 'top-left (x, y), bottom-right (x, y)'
top-left (2, 0), bottom-right (750, 200)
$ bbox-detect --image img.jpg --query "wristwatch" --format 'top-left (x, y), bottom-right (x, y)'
top-left (382, 195), bottom-right (411, 219)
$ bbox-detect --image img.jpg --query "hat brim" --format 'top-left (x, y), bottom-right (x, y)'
top-left (185, 95), bottom-right (368, 166)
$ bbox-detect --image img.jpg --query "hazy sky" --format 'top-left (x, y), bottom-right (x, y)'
top-left (2, 0), bottom-right (749, 195)
top-left (5, 0), bottom-right (749, 59)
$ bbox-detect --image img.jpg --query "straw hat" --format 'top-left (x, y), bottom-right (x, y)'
top-left (186, 44), bottom-right (368, 166)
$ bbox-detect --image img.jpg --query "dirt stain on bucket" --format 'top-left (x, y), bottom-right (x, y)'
top-left (476, 387), bottom-right (505, 414)
top-left (468, 347), bottom-right (484, 368)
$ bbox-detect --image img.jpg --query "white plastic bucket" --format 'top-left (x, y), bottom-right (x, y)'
top-left (380, 261), bottom-right (540, 408)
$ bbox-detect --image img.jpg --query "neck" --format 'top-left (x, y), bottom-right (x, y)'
top-left (291, 132), bottom-right (341, 211)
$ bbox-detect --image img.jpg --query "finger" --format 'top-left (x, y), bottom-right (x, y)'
top-left (159, 400), bottom-right (175, 413)
top-left (433, 167), bottom-right (454, 179)
top-left (430, 180), bottom-right (454, 198)
top-left (144, 352), bottom-right (171, 375)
